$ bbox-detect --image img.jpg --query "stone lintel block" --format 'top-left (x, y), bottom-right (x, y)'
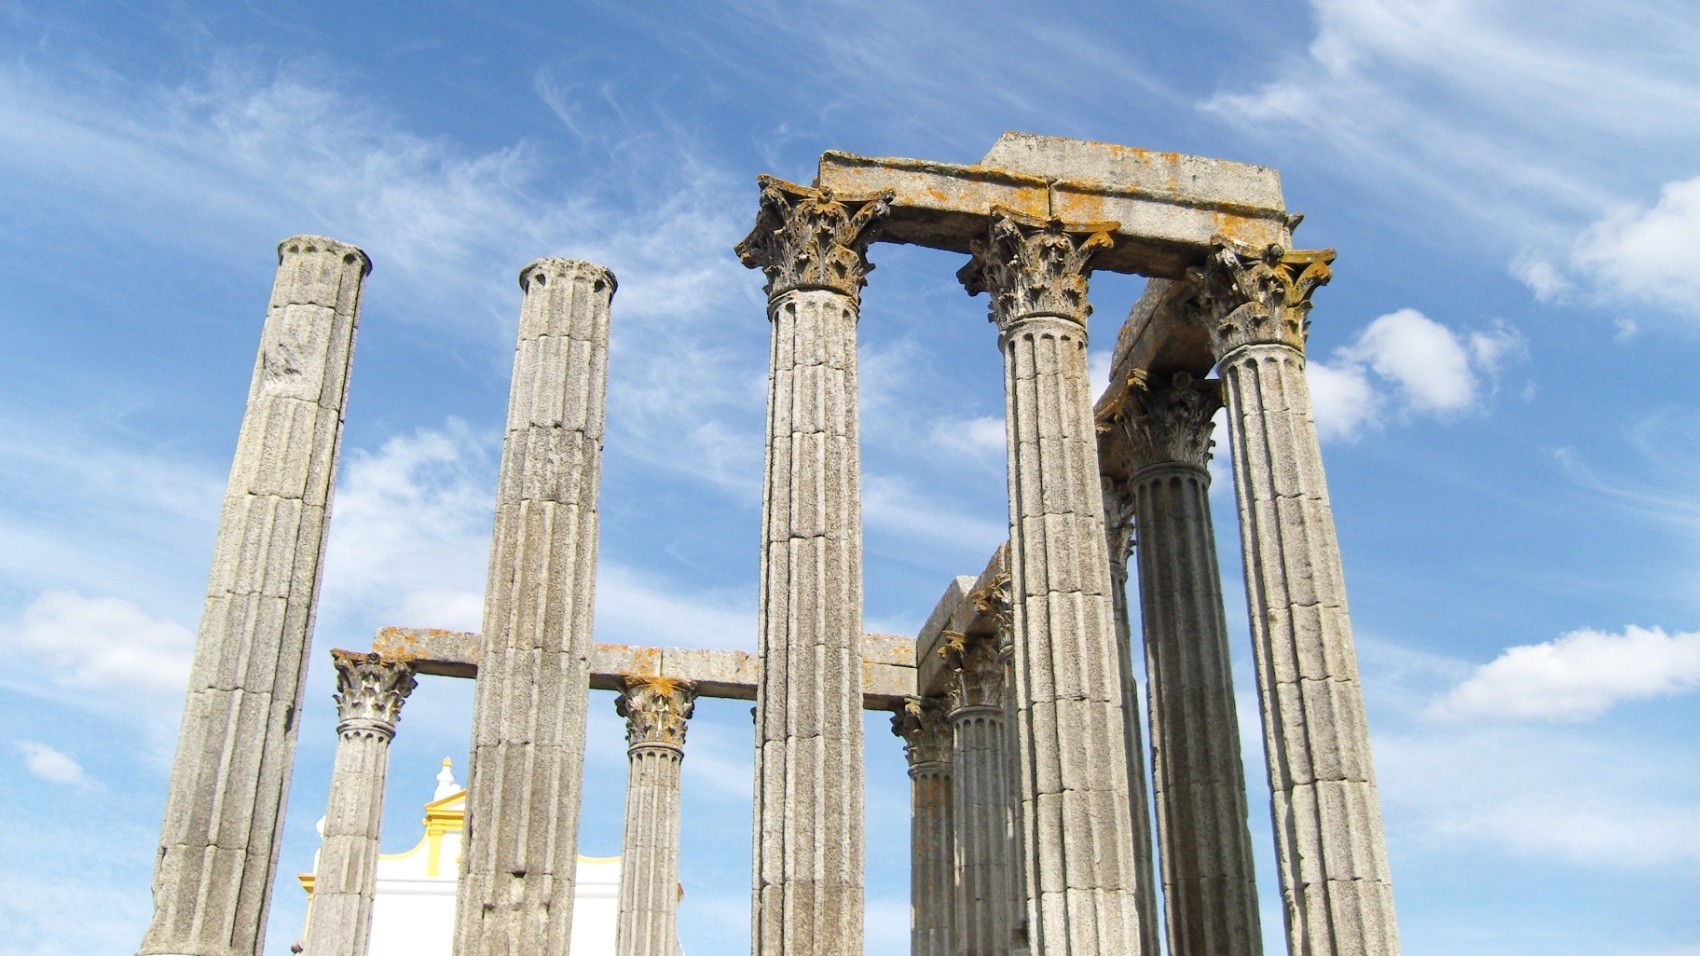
top-left (1096, 280), bottom-right (1218, 417)
top-left (816, 133), bottom-right (1288, 278)
top-left (914, 575), bottom-right (976, 697)
top-left (373, 626), bottom-right (480, 677)
top-left (370, 628), bottom-right (915, 708)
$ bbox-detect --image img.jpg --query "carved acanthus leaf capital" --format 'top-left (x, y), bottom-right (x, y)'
top-left (735, 175), bottom-right (893, 302)
top-left (1101, 476), bottom-right (1137, 568)
top-left (1115, 370), bottom-right (1223, 470)
top-left (940, 630), bottom-right (1005, 711)
top-left (1192, 237), bottom-right (1335, 356)
top-left (958, 207), bottom-right (1117, 329)
top-left (617, 677), bottom-right (698, 750)
top-left (331, 650), bottom-right (416, 737)
top-left (890, 695), bottom-right (952, 768)
top-left (968, 571), bottom-right (1015, 658)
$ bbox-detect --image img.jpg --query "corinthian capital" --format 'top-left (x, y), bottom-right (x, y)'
top-left (968, 570), bottom-right (1015, 658)
top-left (331, 650), bottom-right (416, 738)
top-left (890, 695), bottom-right (952, 768)
top-left (617, 677), bottom-right (698, 750)
top-left (1116, 370), bottom-right (1223, 470)
top-left (940, 631), bottom-right (1005, 712)
top-left (1193, 237), bottom-right (1335, 356)
top-left (958, 207), bottom-right (1117, 328)
top-left (735, 175), bottom-right (893, 301)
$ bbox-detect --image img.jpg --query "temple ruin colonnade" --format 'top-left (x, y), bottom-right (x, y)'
top-left (139, 133), bottom-right (1400, 956)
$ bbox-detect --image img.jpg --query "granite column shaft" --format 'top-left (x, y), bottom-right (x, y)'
top-left (892, 697), bottom-right (954, 956)
top-left (1119, 373), bottom-right (1262, 956)
top-left (737, 176), bottom-right (891, 956)
top-left (454, 257), bottom-right (617, 955)
top-left (1201, 241), bottom-right (1399, 954)
top-left (1101, 488), bottom-right (1163, 956)
top-left (141, 235), bottom-right (370, 956)
top-left (301, 652), bottom-right (415, 956)
top-left (960, 211), bottom-right (1146, 954)
top-left (942, 631), bottom-right (1016, 956)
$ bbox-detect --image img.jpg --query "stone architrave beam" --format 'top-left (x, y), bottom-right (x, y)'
top-left (370, 627), bottom-right (917, 707)
top-left (815, 132), bottom-right (1291, 279)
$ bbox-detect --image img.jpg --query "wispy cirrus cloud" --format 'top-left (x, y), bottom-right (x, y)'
top-left (1204, 0), bottom-right (1700, 324)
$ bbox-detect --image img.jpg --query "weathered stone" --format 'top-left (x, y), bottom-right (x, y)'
top-left (366, 628), bottom-right (918, 707)
top-left (1199, 241), bottom-right (1401, 955)
top-left (615, 678), bottom-right (696, 956)
top-left (1100, 480), bottom-right (1162, 956)
top-left (454, 257), bottom-right (615, 956)
top-left (301, 652), bottom-right (415, 956)
top-left (739, 177), bottom-right (888, 956)
top-left (961, 210), bottom-right (1148, 954)
top-left (1110, 372), bottom-right (1262, 956)
top-left (815, 133), bottom-right (1288, 277)
top-left (141, 235), bottom-right (370, 956)
top-left (941, 630), bottom-right (1019, 956)
top-left (891, 696), bottom-right (954, 956)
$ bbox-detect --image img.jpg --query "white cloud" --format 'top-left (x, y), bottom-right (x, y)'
top-left (0, 591), bottom-right (194, 708)
top-left (320, 421), bottom-right (496, 630)
top-left (927, 415), bottom-right (1005, 463)
top-left (16, 741), bottom-right (97, 789)
top-left (1308, 309), bottom-right (1519, 440)
top-left (1573, 175), bottom-right (1700, 319)
top-left (1306, 358), bottom-right (1382, 441)
top-left (1430, 625), bottom-right (1700, 722)
top-left (1344, 308), bottom-right (1477, 413)
top-left (1510, 252), bottom-right (1572, 303)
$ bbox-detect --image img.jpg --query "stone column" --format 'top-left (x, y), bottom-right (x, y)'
top-left (302, 651), bottom-right (416, 956)
top-left (940, 631), bottom-right (1015, 956)
top-left (454, 258), bottom-right (616, 956)
top-left (736, 175), bottom-right (891, 956)
top-left (1116, 371), bottom-right (1262, 956)
top-left (958, 210), bottom-right (1146, 954)
top-left (615, 678), bottom-right (697, 956)
top-left (141, 236), bottom-right (370, 956)
top-left (891, 696), bottom-right (954, 956)
top-left (1100, 485), bottom-right (1163, 956)
top-left (1197, 238), bottom-right (1399, 954)
top-left (970, 572), bottom-right (1031, 954)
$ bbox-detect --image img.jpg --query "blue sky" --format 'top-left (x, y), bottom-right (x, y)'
top-left (3, 1), bottom-right (1699, 953)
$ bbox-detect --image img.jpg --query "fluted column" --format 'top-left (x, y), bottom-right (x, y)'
top-left (736, 175), bottom-right (891, 956)
top-left (1116, 371), bottom-right (1262, 955)
top-left (142, 236), bottom-right (370, 956)
top-left (615, 678), bottom-right (697, 956)
top-left (941, 631), bottom-right (1016, 956)
top-left (970, 573), bottom-right (1031, 954)
top-left (454, 257), bottom-right (616, 956)
top-left (958, 209), bottom-right (1146, 954)
top-left (892, 696), bottom-right (954, 956)
top-left (302, 652), bottom-right (416, 956)
top-left (1100, 485), bottom-right (1162, 956)
top-left (1197, 238), bottom-right (1399, 954)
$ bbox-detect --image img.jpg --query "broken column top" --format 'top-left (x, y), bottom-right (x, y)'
top-left (813, 131), bottom-right (1289, 278)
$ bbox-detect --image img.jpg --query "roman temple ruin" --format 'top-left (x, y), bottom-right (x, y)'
top-left (139, 133), bottom-right (1400, 956)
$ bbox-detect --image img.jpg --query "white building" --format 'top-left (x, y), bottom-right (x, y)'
top-left (298, 760), bottom-right (623, 955)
